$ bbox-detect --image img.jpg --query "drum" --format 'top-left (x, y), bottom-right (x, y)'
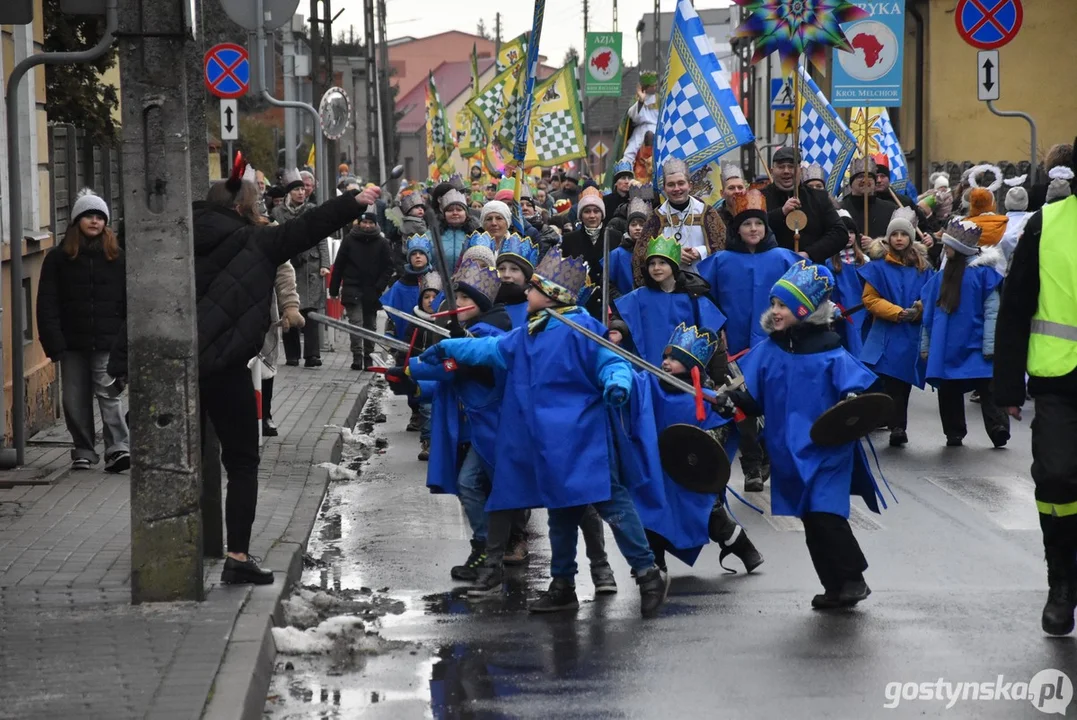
top-left (658, 424), bottom-right (731, 495)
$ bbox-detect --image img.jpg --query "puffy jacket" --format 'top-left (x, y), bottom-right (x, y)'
top-left (37, 241), bottom-right (126, 359)
top-left (108, 192), bottom-right (367, 378)
top-left (762, 183), bottom-right (848, 262)
top-left (330, 226), bottom-right (395, 308)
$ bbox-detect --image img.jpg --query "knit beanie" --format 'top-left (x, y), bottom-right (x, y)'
top-left (968, 187), bottom-right (996, 217)
top-left (575, 186), bottom-right (605, 218)
top-left (885, 207), bottom-right (917, 241)
top-left (480, 200), bottom-right (512, 226)
top-left (837, 208), bottom-right (859, 235)
top-left (71, 189), bottom-right (110, 224)
top-left (1004, 186), bottom-right (1028, 212)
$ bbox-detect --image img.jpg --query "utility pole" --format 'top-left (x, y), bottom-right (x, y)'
top-left (363, 0), bottom-right (379, 181)
top-left (613, 0), bottom-right (618, 32)
top-left (495, 13), bottom-right (501, 54)
top-left (377, 0), bottom-right (392, 167)
top-left (283, 17), bottom-right (299, 170)
top-left (118, 0), bottom-right (204, 602)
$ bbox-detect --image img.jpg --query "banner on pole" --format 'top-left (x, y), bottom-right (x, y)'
top-left (584, 32), bottom-right (623, 97)
top-left (831, 0), bottom-right (906, 107)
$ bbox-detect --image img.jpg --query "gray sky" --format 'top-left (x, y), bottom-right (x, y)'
top-left (332, 0), bottom-right (733, 68)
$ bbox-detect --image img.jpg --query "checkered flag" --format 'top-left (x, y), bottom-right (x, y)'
top-left (873, 108), bottom-right (918, 197)
top-left (532, 110), bottom-right (582, 163)
top-left (796, 67), bottom-right (858, 196)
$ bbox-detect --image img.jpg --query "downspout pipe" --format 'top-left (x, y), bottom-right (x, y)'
top-left (3, 0), bottom-right (119, 467)
top-left (908, 3), bottom-right (926, 191)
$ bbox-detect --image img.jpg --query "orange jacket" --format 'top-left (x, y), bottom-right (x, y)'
top-left (968, 213), bottom-right (1008, 246)
top-left (862, 252), bottom-right (924, 322)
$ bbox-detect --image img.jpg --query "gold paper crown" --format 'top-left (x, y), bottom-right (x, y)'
top-left (730, 189), bottom-right (767, 217)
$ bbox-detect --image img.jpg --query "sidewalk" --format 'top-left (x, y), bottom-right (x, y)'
top-left (0, 349), bottom-right (371, 720)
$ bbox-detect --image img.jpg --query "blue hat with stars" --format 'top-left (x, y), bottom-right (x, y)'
top-left (405, 233), bottom-right (433, 261)
top-left (464, 231), bottom-right (500, 256)
top-left (664, 323), bottom-right (720, 373)
top-left (496, 234), bottom-right (540, 278)
top-left (770, 260), bottom-right (834, 319)
top-left (612, 159), bottom-right (634, 180)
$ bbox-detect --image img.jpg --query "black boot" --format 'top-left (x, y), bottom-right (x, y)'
top-left (1043, 548), bottom-right (1077, 636)
top-left (221, 555), bottom-right (274, 585)
top-left (406, 409), bottom-right (422, 432)
top-left (450, 540), bottom-right (487, 582)
top-left (467, 564), bottom-right (504, 598)
top-left (528, 578), bottom-right (579, 613)
top-left (710, 506), bottom-right (764, 573)
top-left (636, 567), bottom-right (670, 618)
top-left (262, 418), bottom-right (279, 437)
top-left (812, 576), bottom-right (870, 609)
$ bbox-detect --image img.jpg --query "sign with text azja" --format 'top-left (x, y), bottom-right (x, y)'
top-left (585, 32), bottom-right (623, 97)
top-left (831, 0), bottom-right (906, 107)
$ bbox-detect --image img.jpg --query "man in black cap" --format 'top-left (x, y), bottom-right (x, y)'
top-left (841, 156), bottom-right (898, 239)
top-left (761, 147), bottom-right (847, 262)
top-left (554, 168), bottom-right (581, 207)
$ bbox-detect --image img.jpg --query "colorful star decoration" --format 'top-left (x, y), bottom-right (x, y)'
top-left (733, 0), bottom-right (870, 75)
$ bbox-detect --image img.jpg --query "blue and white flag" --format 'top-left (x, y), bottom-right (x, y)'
top-left (870, 107), bottom-right (917, 197)
top-left (796, 66), bottom-right (858, 196)
top-left (654, 0), bottom-right (754, 187)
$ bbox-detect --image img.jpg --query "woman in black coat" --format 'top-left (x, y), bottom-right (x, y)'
top-left (109, 174), bottom-right (379, 585)
top-left (37, 189), bottom-right (130, 473)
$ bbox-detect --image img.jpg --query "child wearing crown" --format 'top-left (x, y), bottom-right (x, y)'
top-left (622, 324), bottom-right (764, 575)
top-left (493, 234), bottom-right (540, 329)
top-left (715, 261), bottom-right (887, 609)
top-left (419, 247), bottom-right (669, 618)
top-left (613, 236), bottom-right (727, 374)
top-left (606, 195), bottom-right (651, 298)
top-left (919, 219), bottom-right (1010, 449)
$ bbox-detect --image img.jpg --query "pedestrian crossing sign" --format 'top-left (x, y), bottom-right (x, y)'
top-left (771, 77), bottom-right (795, 110)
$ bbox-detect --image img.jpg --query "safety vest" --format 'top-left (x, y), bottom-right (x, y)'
top-left (1028, 195), bottom-right (1077, 378)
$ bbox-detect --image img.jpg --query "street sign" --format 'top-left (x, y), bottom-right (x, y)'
top-left (591, 141), bottom-right (609, 158)
top-left (584, 33), bottom-right (623, 97)
top-left (774, 110), bottom-right (794, 136)
top-left (219, 0), bottom-right (299, 31)
top-left (832, 0), bottom-right (906, 107)
top-left (956, 0), bottom-right (1023, 50)
top-left (204, 44), bottom-right (250, 99)
top-left (770, 77), bottom-right (794, 110)
top-left (220, 99), bottom-right (239, 141)
top-left (978, 50), bottom-right (1000, 101)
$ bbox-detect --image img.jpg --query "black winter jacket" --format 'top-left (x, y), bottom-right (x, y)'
top-left (37, 242), bottom-right (126, 359)
top-left (108, 191), bottom-right (366, 378)
top-left (841, 193), bottom-right (900, 239)
top-left (761, 183), bottom-right (847, 262)
top-left (330, 226), bottom-right (395, 308)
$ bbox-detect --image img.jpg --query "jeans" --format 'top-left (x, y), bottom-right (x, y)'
top-left (282, 308), bottom-right (322, 361)
top-left (61, 350), bottom-right (129, 463)
top-left (881, 374), bottom-right (912, 431)
top-left (344, 302), bottom-right (378, 360)
top-left (457, 446), bottom-right (491, 542)
top-left (936, 378), bottom-right (1009, 440)
top-left (579, 505), bottom-right (608, 565)
top-left (546, 461), bottom-right (655, 579)
top-left (200, 364), bottom-right (261, 555)
top-left (420, 403), bottom-right (432, 442)
top-left (802, 511), bottom-right (868, 593)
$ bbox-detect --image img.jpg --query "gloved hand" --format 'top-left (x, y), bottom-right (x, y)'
top-left (603, 380), bottom-right (630, 408)
top-left (281, 307), bottom-right (305, 331)
top-left (419, 340), bottom-right (455, 365)
top-left (449, 321), bottom-right (468, 339)
top-left (384, 366), bottom-right (417, 397)
top-left (711, 391), bottom-right (737, 419)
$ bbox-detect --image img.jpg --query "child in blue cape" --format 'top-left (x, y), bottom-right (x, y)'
top-left (419, 247), bottom-right (669, 618)
top-left (387, 258), bottom-right (513, 578)
top-left (829, 210), bottom-right (869, 357)
top-left (605, 196), bottom-right (650, 297)
top-left (859, 207), bottom-right (933, 447)
top-left (717, 261), bottom-right (887, 609)
top-left (920, 218), bottom-right (1010, 448)
top-left (613, 236), bottom-right (727, 372)
top-left (622, 323), bottom-right (764, 574)
top-left (697, 189), bottom-right (799, 492)
top-left (493, 234), bottom-right (540, 329)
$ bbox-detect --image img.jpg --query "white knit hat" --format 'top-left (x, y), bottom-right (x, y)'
top-left (480, 200), bottom-right (512, 225)
top-left (885, 206), bottom-right (917, 241)
top-left (1004, 186), bottom-right (1029, 212)
top-left (71, 188), bottom-right (110, 224)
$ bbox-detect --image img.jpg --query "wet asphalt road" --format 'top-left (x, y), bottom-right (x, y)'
top-left (265, 379), bottom-right (1077, 719)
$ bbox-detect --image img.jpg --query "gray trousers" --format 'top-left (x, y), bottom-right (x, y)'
top-left (344, 302), bottom-right (379, 360)
top-left (61, 350), bottom-right (129, 463)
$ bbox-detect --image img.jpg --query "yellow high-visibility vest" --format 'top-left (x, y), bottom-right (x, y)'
top-left (1028, 195), bottom-right (1077, 377)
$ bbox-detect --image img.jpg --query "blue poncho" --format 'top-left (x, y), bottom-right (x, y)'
top-left (830, 261), bottom-right (867, 358)
top-left (920, 263), bottom-right (1003, 385)
top-left (614, 287), bottom-right (727, 367)
top-left (604, 246), bottom-right (635, 297)
top-left (380, 276), bottom-right (425, 340)
top-left (858, 259), bottom-right (934, 387)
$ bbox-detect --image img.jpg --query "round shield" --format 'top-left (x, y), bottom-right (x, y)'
top-left (658, 424), bottom-right (731, 495)
top-left (785, 208), bottom-right (808, 232)
top-left (319, 87), bottom-right (352, 140)
top-left (810, 393), bottom-right (895, 447)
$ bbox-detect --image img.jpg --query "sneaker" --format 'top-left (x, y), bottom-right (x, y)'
top-left (418, 439), bottom-right (430, 461)
top-left (467, 566), bottom-right (504, 597)
top-left (221, 554), bottom-right (274, 585)
top-left (503, 536), bottom-right (530, 566)
top-left (72, 458), bottom-right (93, 470)
top-left (743, 470), bottom-right (765, 493)
top-left (450, 541), bottom-right (486, 582)
top-left (637, 567), bottom-right (670, 618)
top-left (889, 428), bottom-right (908, 447)
top-left (104, 451), bottom-right (131, 473)
top-left (946, 436), bottom-right (963, 447)
top-left (989, 429), bottom-right (1010, 449)
top-left (718, 528), bottom-right (764, 574)
top-left (528, 578), bottom-right (579, 613)
top-left (970, 390), bottom-right (981, 404)
top-left (406, 411), bottom-right (422, 432)
top-left (262, 419), bottom-right (279, 437)
top-left (591, 562), bottom-right (618, 595)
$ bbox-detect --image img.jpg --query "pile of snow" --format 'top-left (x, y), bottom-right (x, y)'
top-left (272, 615), bottom-right (377, 655)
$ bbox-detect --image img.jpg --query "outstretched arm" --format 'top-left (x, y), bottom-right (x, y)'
top-left (418, 336), bottom-right (507, 371)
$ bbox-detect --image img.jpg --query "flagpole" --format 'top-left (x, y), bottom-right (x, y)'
top-left (753, 142), bottom-right (773, 183)
top-left (863, 106), bottom-right (869, 239)
top-left (513, 2), bottom-right (546, 219)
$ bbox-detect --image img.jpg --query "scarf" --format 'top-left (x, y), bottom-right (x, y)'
top-left (527, 306), bottom-right (578, 334)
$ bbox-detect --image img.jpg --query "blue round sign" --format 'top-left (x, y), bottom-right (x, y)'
top-left (955, 0), bottom-right (1023, 51)
top-left (204, 43), bottom-right (250, 99)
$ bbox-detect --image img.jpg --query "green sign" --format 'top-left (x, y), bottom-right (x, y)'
top-left (584, 32), bottom-right (623, 97)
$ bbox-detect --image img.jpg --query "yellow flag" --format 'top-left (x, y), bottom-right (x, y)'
top-left (497, 33), bottom-right (527, 72)
top-left (306, 142), bottom-right (316, 169)
top-left (523, 62), bottom-right (586, 168)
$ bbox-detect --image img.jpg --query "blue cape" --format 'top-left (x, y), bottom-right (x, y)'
top-left (503, 300), bottom-right (529, 329)
top-left (920, 265), bottom-right (1002, 384)
top-left (486, 312), bottom-right (638, 511)
top-left (830, 261), bottom-right (866, 358)
top-left (697, 248), bottom-right (801, 354)
top-left (604, 246), bottom-right (635, 297)
top-left (618, 373), bottom-right (738, 566)
top-left (738, 336), bottom-right (885, 519)
top-left (858, 259), bottom-right (934, 387)
top-left (613, 287), bottom-right (727, 367)
top-left (380, 279), bottom-right (423, 340)
top-left (409, 322), bottom-right (507, 495)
